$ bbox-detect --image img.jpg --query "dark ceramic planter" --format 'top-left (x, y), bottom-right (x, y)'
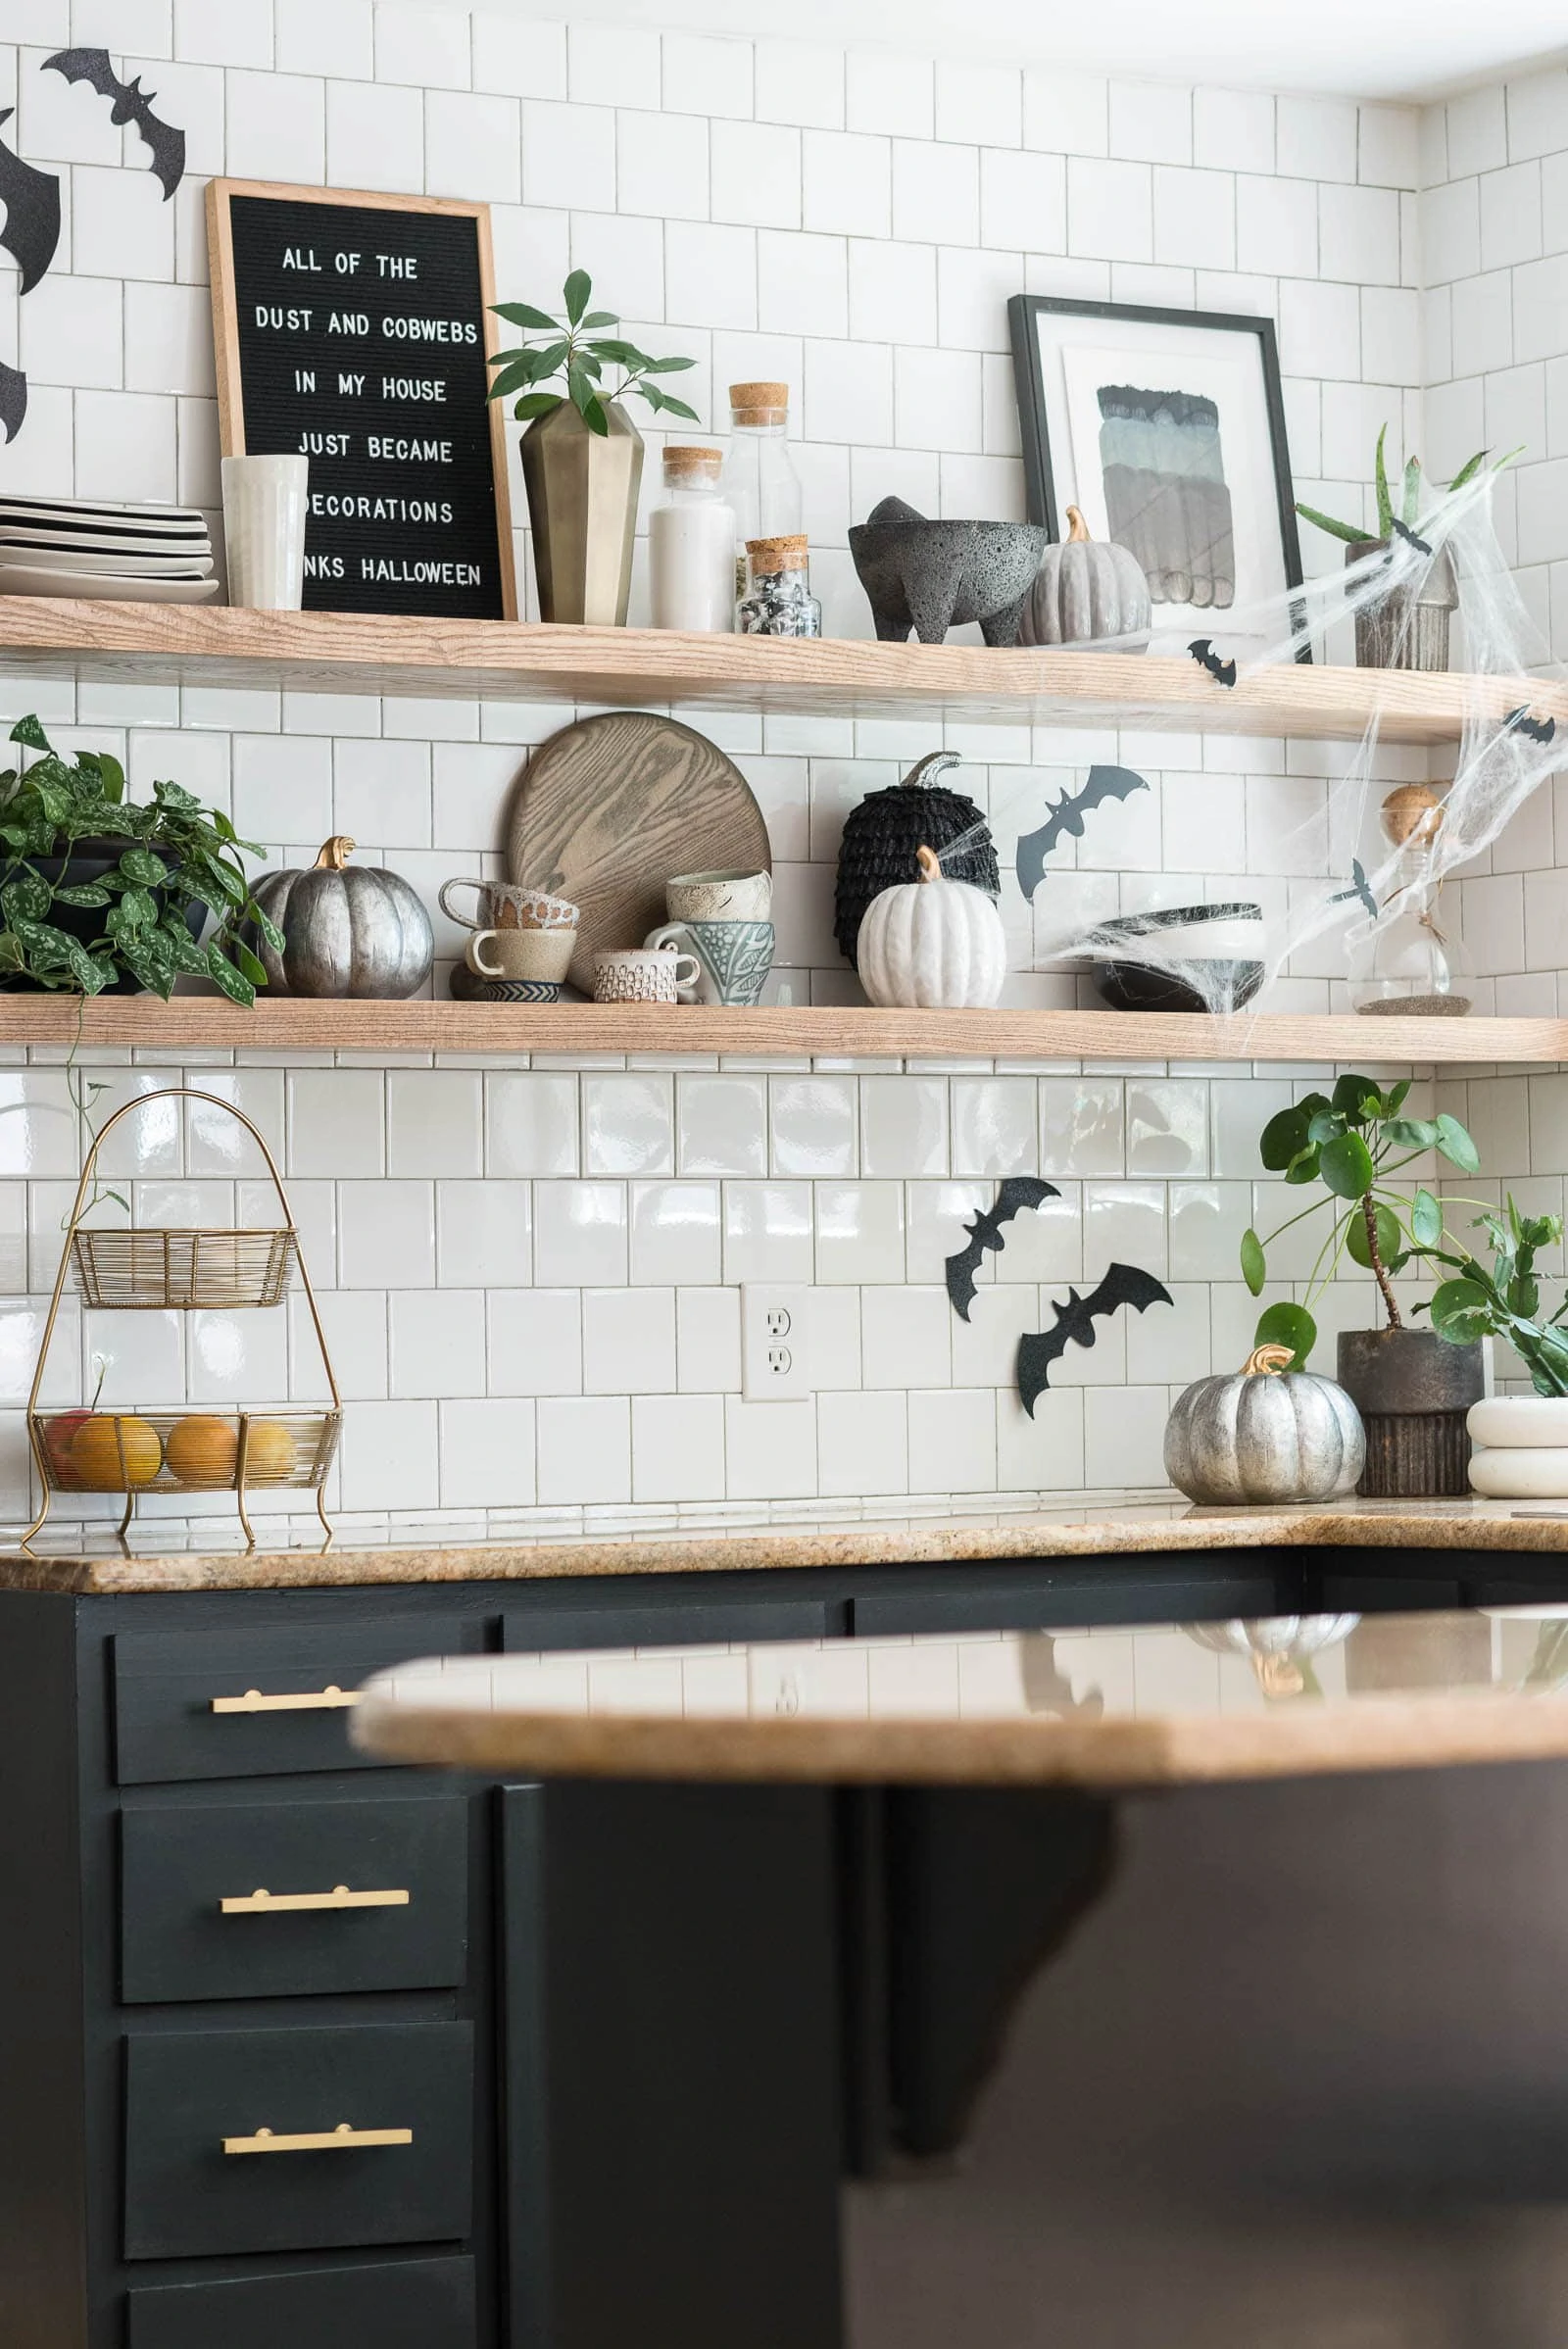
top-left (1336, 1326), bottom-right (1484, 1497)
top-left (0, 842), bottom-right (204, 994)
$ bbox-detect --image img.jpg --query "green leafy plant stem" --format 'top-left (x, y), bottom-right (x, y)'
top-left (0, 716), bottom-right (282, 1004)
top-left (487, 270), bottom-right (700, 438)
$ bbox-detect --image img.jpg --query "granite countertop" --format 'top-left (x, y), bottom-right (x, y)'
top-left (351, 1604), bottom-right (1568, 1789)
top-left (3, 1492), bottom-right (1568, 1593)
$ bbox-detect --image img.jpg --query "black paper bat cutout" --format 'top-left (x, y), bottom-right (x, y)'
top-left (1017, 1263), bottom-right (1173, 1417)
top-left (1189, 638), bottom-right (1237, 688)
top-left (945, 1177), bottom-right (1060, 1321)
top-left (1015, 765), bottom-right (1150, 902)
top-left (0, 109), bottom-right (61, 294)
top-left (1330, 857), bottom-right (1380, 921)
top-left (1391, 516), bottom-right (1433, 558)
top-left (43, 50), bottom-right (185, 199)
top-left (1505, 706), bottom-right (1557, 746)
top-left (0, 358), bottom-right (26, 446)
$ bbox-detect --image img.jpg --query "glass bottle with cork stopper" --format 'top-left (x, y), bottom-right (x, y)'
top-left (649, 444), bottom-right (736, 633)
top-left (725, 382), bottom-right (803, 601)
top-left (1348, 782), bottom-right (1473, 1017)
top-left (737, 535), bottom-right (821, 637)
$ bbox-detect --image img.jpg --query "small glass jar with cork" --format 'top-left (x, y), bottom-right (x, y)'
top-left (649, 445), bottom-right (736, 633)
top-left (725, 381), bottom-right (804, 601)
top-left (736, 535), bottom-right (821, 637)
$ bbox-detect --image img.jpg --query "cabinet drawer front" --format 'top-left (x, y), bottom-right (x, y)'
top-left (121, 1792), bottom-right (469, 2004)
top-left (124, 2021), bottom-right (473, 2260)
top-left (503, 1596), bottom-right (829, 1650)
top-left (114, 1617), bottom-right (485, 1784)
top-left (127, 2257), bottom-right (477, 2349)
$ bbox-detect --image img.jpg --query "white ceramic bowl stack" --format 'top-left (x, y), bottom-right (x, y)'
top-left (1467, 1395), bottom-right (1568, 1497)
top-left (0, 495), bottom-right (219, 603)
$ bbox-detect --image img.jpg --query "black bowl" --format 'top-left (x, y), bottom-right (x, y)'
top-left (0, 841), bottom-right (206, 993)
top-left (1089, 901), bottom-right (1265, 1016)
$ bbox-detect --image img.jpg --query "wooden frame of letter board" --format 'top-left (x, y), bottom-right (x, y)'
top-left (205, 177), bottom-right (518, 620)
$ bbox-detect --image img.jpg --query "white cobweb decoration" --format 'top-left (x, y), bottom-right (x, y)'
top-left (1030, 465), bottom-right (1568, 1019)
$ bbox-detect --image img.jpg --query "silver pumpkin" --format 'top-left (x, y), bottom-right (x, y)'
top-left (1019, 505), bottom-right (1152, 652)
top-left (1163, 1345), bottom-right (1365, 1506)
top-left (251, 835), bottom-right (433, 999)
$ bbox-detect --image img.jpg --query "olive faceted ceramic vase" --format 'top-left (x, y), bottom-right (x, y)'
top-left (1336, 1326), bottom-right (1484, 1497)
top-left (520, 397), bottom-right (644, 626)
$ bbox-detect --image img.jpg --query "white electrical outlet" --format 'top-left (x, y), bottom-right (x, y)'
top-left (741, 1286), bottom-right (816, 1401)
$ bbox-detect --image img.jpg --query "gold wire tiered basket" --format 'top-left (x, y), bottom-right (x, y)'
top-left (24, 1089), bottom-right (342, 1549)
top-left (70, 1225), bottom-right (300, 1310)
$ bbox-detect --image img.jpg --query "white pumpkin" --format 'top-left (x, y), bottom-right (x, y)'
top-left (857, 843), bottom-right (1006, 1008)
top-left (1163, 1344), bottom-right (1365, 1506)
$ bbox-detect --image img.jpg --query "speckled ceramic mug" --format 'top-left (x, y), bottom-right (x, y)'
top-left (440, 877), bottom-right (579, 933)
top-left (665, 868), bottom-right (772, 922)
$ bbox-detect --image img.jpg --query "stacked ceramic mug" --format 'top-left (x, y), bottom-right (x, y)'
top-left (439, 878), bottom-right (579, 1002)
top-left (644, 868), bottom-right (775, 1004)
top-left (1466, 1396), bottom-right (1568, 1498)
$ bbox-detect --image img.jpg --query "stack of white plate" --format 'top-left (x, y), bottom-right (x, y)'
top-left (0, 497), bottom-right (220, 604)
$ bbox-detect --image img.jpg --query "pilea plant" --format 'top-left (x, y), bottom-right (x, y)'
top-left (486, 269), bottom-right (699, 436)
top-left (1241, 1072), bottom-right (1481, 1368)
top-left (0, 715), bottom-right (282, 1003)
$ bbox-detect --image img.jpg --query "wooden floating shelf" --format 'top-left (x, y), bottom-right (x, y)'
top-left (0, 598), bottom-right (1559, 744)
top-left (2, 998), bottom-right (1563, 1065)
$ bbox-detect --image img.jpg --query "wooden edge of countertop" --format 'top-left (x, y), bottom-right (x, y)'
top-left (350, 1688), bottom-right (1568, 1790)
top-left (6, 1503), bottom-right (1568, 1592)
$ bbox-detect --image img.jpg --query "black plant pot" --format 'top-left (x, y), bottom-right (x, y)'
top-left (1336, 1327), bottom-right (1485, 1498)
top-left (0, 842), bottom-right (205, 994)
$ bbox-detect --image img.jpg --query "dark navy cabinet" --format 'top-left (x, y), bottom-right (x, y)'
top-left (0, 1542), bottom-right (1555, 2348)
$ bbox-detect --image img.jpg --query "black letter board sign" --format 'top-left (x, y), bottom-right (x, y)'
top-left (206, 179), bottom-right (516, 619)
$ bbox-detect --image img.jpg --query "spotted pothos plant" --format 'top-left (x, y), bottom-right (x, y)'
top-left (0, 715), bottom-right (283, 1003)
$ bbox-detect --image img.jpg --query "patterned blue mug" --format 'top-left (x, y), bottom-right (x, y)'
top-left (643, 918), bottom-right (774, 1006)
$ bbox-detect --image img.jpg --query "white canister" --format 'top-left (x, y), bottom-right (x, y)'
top-left (649, 446), bottom-right (735, 632)
top-left (222, 454), bottom-right (310, 611)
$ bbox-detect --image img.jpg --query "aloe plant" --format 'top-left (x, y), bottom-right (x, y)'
top-left (1295, 424), bottom-right (1499, 546)
top-left (486, 269), bottom-right (699, 437)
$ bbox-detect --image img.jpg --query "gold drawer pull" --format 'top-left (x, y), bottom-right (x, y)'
top-left (211, 1686), bottom-right (362, 1715)
top-left (223, 2123), bottom-right (414, 2156)
top-left (220, 1884), bottom-right (411, 1916)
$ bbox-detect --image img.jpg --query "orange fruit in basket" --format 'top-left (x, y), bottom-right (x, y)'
top-left (166, 1414), bottom-right (239, 1487)
top-left (71, 1415), bottom-right (163, 1490)
top-left (242, 1420), bottom-right (298, 1482)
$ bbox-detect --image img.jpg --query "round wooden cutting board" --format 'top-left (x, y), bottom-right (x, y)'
top-left (506, 711), bottom-right (772, 996)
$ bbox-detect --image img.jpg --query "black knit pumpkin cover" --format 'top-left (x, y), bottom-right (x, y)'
top-left (834, 752), bottom-right (1001, 966)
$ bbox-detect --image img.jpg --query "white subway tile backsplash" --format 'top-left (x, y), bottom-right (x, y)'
top-left (390, 1289), bottom-right (487, 1397)
top-left (756, 40), bottom-right (844, 132)
top-left (325, 76), bottom-right (424, 192)
top-left (0, 11), bottom-right (1529, 1527)
top-left (846, 50), bottom-right (932, 142)
top-left (536, 1396), bottom-right (632, 1504)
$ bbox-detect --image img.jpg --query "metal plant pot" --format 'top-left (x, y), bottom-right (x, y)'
top-left (1347, 537), bottom-right (1457, 672)
top-left (1336, 1327), bottom-right (1484, 1497)
top-left (519, 397), bottom-right (644, 627)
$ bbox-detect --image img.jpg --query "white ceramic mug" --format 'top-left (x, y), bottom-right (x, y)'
top-left (221, 455), bottom-right (309, 611)
top-left (665, 868), bottom-right (772, 922)
top-left (593, 947), bottom-right (701, 1004)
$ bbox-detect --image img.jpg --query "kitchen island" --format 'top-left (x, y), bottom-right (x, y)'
top-left (9, 1498), bottom-right (1568, 2349)
top-left (359, 1602), bottom-right (1568, 2349)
